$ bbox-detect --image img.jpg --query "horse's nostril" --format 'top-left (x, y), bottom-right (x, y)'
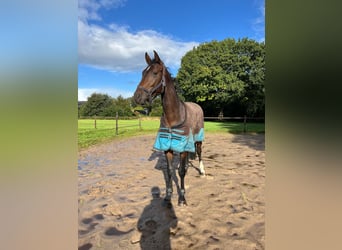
top-left (134, 91), bottom-right (143, 104)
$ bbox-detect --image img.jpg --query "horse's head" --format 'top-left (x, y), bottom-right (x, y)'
top-left (133, 50), bottom-right (165, 106)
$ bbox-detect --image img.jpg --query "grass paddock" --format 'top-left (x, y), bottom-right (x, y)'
top-left (78, 118), bottom-right (264, 149)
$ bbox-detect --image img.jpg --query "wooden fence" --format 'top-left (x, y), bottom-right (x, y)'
top-left (79, 112), bottom-right (141, 135)
top-left (204, 115), bottom-right (264, 133)
top-left (79, 113), bottom-right (264, 134)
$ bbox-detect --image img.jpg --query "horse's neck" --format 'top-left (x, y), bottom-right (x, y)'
top-left (161, 79), bottom-right (183, 128)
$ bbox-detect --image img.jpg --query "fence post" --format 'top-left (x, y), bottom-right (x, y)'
top-left (218, 111), bottom-right (223, 120)
top-left (115, 112), bottom-right (118, 135)
top-left (94, 115), bottom-right (97, 129)
top-left (139, 116), bottom-right (142, 131)
top-left (243, 115), bottom-right (247, 133)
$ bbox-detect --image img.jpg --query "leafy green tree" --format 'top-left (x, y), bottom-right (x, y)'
top-left (115, 96), bottom-right (134, 116)
top-left (78, 101), bottom-right (86, 118)
top-left (131, 96), bottom-right (163, 116)
top-left (149, 97), bottom-right (163, 116)
top-left (177, 38), bottom-right (265, 117)
top-left (80, 93), bottom-right (113, 117)
top-left (103, 95), bottom-right (134, 117)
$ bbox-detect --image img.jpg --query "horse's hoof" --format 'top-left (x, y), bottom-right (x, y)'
top-left (163, 199), bottom-right (173, 208)
top-left (178, 200), bottom-right (187, 206)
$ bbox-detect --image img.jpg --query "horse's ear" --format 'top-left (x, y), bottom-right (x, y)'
top-left (145, 52), bottom-right (152, 65)
top-left (153, 50), bottom-right (161, 63)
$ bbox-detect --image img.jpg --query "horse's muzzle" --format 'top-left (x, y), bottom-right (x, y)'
top-left (133, 89), bottom-right (149, 105)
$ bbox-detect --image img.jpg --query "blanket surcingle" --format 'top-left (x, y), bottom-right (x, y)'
top-left (153, 102), bottom-right (204, 153)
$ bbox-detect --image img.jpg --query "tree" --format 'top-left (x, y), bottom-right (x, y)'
top-left (78, 101), bottom-right (86, 118)
top-left (80, 93), bottom-right (113, 117)
top-left (149, 96), bottom-right (163, 116)
top-left (177, 38), bottom-right (265, 117)
top-left (103, 95), bottom-right (134, 117)
top-left (131, 96), bottom-right (163, 116)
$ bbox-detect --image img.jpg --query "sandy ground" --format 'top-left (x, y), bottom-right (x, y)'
top-left (78, 133), bottom-right (265, 250)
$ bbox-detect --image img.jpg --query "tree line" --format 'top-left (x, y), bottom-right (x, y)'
top-left (79, 38), bottom-right (265, 118)
top-left (78, 93), bottom-right (163, 117)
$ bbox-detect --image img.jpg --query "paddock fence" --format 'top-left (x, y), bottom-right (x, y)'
top-left (204, 115), bottom-right (264, 133)
top-left (79, 113), bottom-right (264, 135)
top-left (78, 112), bottom-right (143, 135)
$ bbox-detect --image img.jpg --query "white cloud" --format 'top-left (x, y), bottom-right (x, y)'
top-left (78, 0), bottom-right (198, 73)
top-left (78, 0), bottom-right (126, 21)
top-left (78, 20), bottom-right (199, 72)
top-left (252, 0), bottom-right (265, 42)
top-left (78, 88), bottom-right (134, 101)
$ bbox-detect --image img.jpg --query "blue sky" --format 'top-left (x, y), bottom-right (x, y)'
top-left (78, 0), bottom-right (265, 101)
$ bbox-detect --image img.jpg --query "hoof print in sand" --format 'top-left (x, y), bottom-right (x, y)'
top-left (104, 227), bottom-right (134, 237)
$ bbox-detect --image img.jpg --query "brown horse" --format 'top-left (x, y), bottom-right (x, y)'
top-left (134, 50), bottom-right (205, 206)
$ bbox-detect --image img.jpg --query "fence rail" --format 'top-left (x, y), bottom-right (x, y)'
top-left (79, 112), bottom-right (141, 135)
top-left (204, 116), bottom-right (264, 120)
top-left (79, 114), bottom-right (264, 134)
top-left (204, 115), bottom-right (264, 132)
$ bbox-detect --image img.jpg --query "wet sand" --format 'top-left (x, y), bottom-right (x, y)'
top-left (78, 133), bottom-right (265, 249)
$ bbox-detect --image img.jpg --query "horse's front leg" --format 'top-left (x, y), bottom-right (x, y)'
top-left (178, 152), bottom-right (188, 206)
top-left (164, 150), bottom-right (173, 204)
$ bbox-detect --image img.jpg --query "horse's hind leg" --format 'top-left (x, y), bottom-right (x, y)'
top-left (196, 142), bottom-right (205, 176)
top-left (178, 152), bottom-right (188, 206)
top-left (164, 150), bottom-right (173, 204)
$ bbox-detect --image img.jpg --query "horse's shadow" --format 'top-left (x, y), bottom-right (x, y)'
top-left (137, 186), bottom-right (178, 250)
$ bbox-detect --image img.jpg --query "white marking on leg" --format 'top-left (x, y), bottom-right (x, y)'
top-left (199, 160), bottom-right (205, 176)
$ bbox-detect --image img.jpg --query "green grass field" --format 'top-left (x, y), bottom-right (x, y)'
top-left (78, 118), bottom-right (264, 149)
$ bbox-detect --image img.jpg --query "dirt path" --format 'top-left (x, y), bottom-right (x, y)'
top-left (78, 133), bottom-right (265, 250)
